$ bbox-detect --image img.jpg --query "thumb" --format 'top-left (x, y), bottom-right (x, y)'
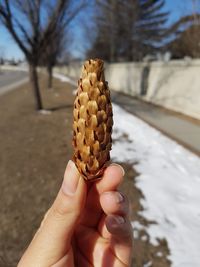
top-left (48, 160), bottom-right (86, 244)
top-left (19, 160), bottom-right (86, 266)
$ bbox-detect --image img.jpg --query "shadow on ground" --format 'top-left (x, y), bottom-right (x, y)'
top-left (119, 162), bottom-right (171, 267)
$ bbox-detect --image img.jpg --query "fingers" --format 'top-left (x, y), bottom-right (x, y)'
top-left (99, 191), bottom-right (133, 266)
top-left (80, 164), bottom-right (124, 227)
top-left (105, 215), bottom-right (133, 266)
top-left (95, 164), bottom-right (125, 194)
top-left (18, 160), bottom-right (86, 267)
top-left (100, 191), bottom-right (129, 216)
top-left (105, 215), bottom-right (132, 239)
top-left (98, 191), bottom-right (130, 238)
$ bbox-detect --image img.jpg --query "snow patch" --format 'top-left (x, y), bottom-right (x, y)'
top-left (143, 261), bottom-right (152, 267)
top-left (38, 109), bottom-right (52, 115)
top-left (156, 251), bottom-right (163, 257)
top-left (112, 104), bottom-right (200, 267)
top-left (53, 73), bottom-right (77, 86)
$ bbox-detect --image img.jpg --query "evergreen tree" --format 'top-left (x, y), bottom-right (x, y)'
top-left (87, 0), bottom-right (169, 62)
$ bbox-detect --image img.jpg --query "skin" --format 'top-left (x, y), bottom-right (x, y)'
top-left (18, 160), bottom-right (133, 267)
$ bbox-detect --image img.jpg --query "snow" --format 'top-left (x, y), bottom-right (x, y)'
top-left (38, 109), bottom-right (52, 115)
top-left (141, 235), bottom-right (148, 242)
top-left (53, 73), bottom-right (77, 95)
top-left (111, 104), bottom-right (200, 267)
top-left (143, 262), bottom-right (152, 267)
top-left (53, 73), bottom-right (77, 87)
top-left (156, 251), bottom-right (163, 257)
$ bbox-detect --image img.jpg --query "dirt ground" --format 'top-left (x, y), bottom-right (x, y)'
top-left (0, 76), bottom-right (171, 267)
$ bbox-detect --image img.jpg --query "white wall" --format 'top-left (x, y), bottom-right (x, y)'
top-left (55, 59), bottom-right (200, 120)
top-left (105, 62), bottom-right (143, 95)
top-left (55, 62), bottom-right (82, 80)
top-left (144, 61), bottom-right (200, 120)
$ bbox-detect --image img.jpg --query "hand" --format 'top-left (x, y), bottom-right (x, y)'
top-left (18, 160), bottom-right (133, 266)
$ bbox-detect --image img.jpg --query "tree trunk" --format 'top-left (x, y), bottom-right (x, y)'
top-left (47, 64), bottom-right (53, 89)
top-left (109, 0), bottom-right (116, 62)
top-left (29, 64), bottom-right (43, 110)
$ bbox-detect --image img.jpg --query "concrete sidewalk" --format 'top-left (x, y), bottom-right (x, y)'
top-left (0, 77), bottom-right (29, 96)
top-left (0, 70), bottom-right (28, 96)
top-left (112, 91), bottom-right (200, 156)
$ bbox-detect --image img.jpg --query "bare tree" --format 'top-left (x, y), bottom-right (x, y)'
top-left (0, 45), bottom-right (5, 66)
top-left (41, 29), bottom-right (65, 89)
top-left (40, 2), bottom-right (86, 89)
top-left (0, 0), bottom-right (85, 110)
top-left (192, 0), bottom-right (200, 16)
top-left (87, 0), bottom-right (169, 62)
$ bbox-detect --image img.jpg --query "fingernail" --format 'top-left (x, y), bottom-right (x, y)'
top-left (113, 215), bottom-right (125, 225)
top-left (110, 163), bottom-right (125, 176)
top-left (116, 192), bottom-right (124, 203)
top-left (62, 160), bottom-right (80, 196)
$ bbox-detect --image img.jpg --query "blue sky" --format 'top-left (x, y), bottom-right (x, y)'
top-left (0, 0), bottom-right (196, 60)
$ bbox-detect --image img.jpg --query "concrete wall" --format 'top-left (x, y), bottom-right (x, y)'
top-left (144, 61), bottom-right (200, 120)
top-left (105, 60), bottom-right (200, 120)
top-left (55, 62), bottom-right (82, 80)
top-left (54, 59), bottom-right (200, 120)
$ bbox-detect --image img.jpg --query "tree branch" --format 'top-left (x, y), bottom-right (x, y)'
top-left (0, 0), bottom-right (30, 58)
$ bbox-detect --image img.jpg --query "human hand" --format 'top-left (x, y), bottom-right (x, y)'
top-left (18, 160), bottom-right (133, 266)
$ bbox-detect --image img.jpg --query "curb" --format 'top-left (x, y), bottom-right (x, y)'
top-left (0, 77), bottom-right (29, 96)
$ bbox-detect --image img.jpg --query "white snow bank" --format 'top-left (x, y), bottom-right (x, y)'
top-left (53, 73), bottom-right (77, 87)
top-left (111, 104), bottom-right (200, 267)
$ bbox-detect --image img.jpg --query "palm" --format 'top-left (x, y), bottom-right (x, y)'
top-left (73, 223), bottom-right (128, 266)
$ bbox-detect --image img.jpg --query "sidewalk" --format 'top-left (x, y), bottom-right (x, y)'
top-left (0, 70), bottom-right (28, 96)
top-left (112, 91), bottom-right (200, 156)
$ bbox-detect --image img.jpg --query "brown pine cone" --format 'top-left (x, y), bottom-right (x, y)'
top-left (72, 59), bottom-right (113, 181)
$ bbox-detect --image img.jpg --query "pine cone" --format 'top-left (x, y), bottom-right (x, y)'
top-left (72, 59), bottom-right (113, 181)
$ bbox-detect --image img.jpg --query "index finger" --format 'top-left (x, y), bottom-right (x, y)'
top-left (95, 164), bottom-right (125, 193)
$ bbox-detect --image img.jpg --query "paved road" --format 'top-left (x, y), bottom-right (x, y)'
top-left (0, 70), bottom-right (28, 95)
top-left (112, 91), bottom-right (200, 156)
